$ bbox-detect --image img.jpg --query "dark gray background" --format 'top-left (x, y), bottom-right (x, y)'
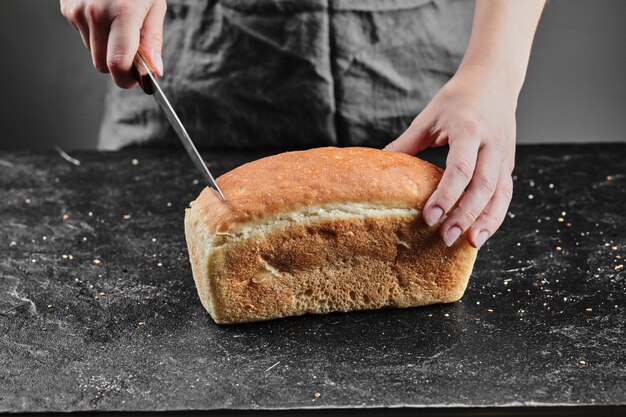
top-left (0, 0), bottom-right (625, 150)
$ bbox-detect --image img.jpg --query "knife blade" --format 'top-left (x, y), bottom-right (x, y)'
top-left (133, 52), bottom-right (227, 202)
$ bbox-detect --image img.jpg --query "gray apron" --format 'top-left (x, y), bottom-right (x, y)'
top-left (98, 0), bottom-right (474, 150)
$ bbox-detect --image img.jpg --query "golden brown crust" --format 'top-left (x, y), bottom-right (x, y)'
top-left (185, 147), bottom-right (477, 324)
top-left (194, 147), bottom-right (443, 234)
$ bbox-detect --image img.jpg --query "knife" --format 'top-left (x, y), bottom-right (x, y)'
top-left (133, 51), bottom-right (227, 202)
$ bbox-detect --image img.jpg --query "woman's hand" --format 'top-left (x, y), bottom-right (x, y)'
top-left (60, 0), bottom-right (167, 88)
top-left (385, 64), bottom-right (517, 249)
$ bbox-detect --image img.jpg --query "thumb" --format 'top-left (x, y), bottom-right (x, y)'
top-left (140, 0), bottom-right (167, 76)
top-left (384, 112), bottom-right (434, 155)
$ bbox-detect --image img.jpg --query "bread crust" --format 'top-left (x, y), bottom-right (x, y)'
top-left (192, 147), bottom-right (443, 235)
top-left (185, 147), bottom-right (477, 324)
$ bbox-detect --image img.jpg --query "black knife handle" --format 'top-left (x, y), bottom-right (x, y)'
top-left (133, 50), bottom-right (155, 95)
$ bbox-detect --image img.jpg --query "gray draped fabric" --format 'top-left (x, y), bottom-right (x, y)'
top-left (98, 0), bottom-right (473, 150)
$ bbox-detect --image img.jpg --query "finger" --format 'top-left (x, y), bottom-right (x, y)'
top-left (140, 0), bottom-right (167, 76)
top-left (106, 5), bottom-right (148, 88)
top-left (468, 167), bottom-right (514, 248)
top-left (68, 6), bottom-right (91, 51)
top-left (440, 146), bottom-right (502, 246)
top-left (85, 4), bottom-right (110, 73)
top-left (384, 112), bottom-right (435, 155)
top-left (422, 131), bottom-right (480, 227)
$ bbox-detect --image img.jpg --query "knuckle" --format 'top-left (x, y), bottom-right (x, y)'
top-left (106, 52), bottom-right (130, 71)
top-left (480, 210), bottom-right (504, 233)
top-left (85, 1), bottom-right (105, 22)
top-left (475, 175), bottom-right (497, 196)
top-left (456, 203), bottom-right (479, 226)
top-left (450, 158), bottom-right (474, 183)
top-left (501, 177), bottom-right (514, 200)
top-left (141, 30), bottom-right (163, 45)
top-left (433, 189), bottom-right (457, 211)
top-left (67, 5), bottom-right (83, 22)
top-left (453, 114), bottom-right (480, 137)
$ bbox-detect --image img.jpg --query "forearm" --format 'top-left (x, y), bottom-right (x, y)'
top-left (460, 0), bottom-right (546, 96)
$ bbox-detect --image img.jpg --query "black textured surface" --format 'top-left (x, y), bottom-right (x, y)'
top-left (0, 144), bottom-right (624, 414)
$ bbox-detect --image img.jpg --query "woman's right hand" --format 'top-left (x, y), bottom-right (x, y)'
top-left (60, 0), bottom-right (167, 88)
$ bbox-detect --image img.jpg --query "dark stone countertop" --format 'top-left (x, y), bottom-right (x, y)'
top-left (0, 144), bottom-right (624, 415)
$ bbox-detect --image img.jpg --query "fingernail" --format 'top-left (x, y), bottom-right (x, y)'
top-left (474, 231), bottom-right (489, 249)
top-left (424, 206), bottom-right (444, 226)
top-left (152, 52), bottom-right (164, 76)
top-left (444, 226), bottom-right (462, 247)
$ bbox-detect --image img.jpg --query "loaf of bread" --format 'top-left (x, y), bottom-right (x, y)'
top-left (184, 147), bottom-right (477, 324)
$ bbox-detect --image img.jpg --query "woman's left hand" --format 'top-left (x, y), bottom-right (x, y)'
top-left (385, 63), bottom-right (518, 249)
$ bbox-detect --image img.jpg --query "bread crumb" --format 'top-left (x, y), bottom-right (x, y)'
top-left (122, 214), bottom-right (131, 220)
top-left (615, 264), bottom-right (624, 270)
top-left (93, 259), bottom-right (101, 265)
top-left (579, 360), bottom-right (587, 365)
top-left (131, 159), bottom-right (139, 165)
top-left (314, 392), bottom-right (321, 398)
top-left (62, 214), bottom-right (69, 221)
top-left (585, 308), bottom-right (593, 312)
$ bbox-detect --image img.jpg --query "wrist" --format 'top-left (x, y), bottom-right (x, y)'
top-left (455, 59), bottom-right (525, 101)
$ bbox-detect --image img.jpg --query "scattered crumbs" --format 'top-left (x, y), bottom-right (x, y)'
top-left (314, 392), bottom-right (321, 399)
top-left (487, 308), bottom-right (494, 313)
top-left (122, 214), bottom-right (131, 220)
top-left (69, 255), bottom-right (74, 260)
top-left (99, 292), bottom-right (106, 296)
top-left (138, 321), bottom-right (146, 326)
top-left (24, 198), bottom-right (31, 204)
top-left (566, 223), bottom-right (572, 228)
top-left (93, 259), bottom-right (101, 265)
top-left (62, 254), bottom-right (68, 259)
top-left (579, 360), bottom-right (587, 365)
top-left (94, 296), bottom-right (100, 300)
top-left (444, 313), bottom-right (449, 317)
top-left (556, 246), bottom-right (562, 251)
top-left (89, 284), bottom-right (94, 289)
top-left (131, 158), bottom-right (139, 166)
top-left (557, 217), bottom-right (564, 223)
top-left (47, 304), bottom-right (53, 309)
top-left (561, 211), bottom-right (567, 216)
top-left (616, 264), bottom-right (624, 270)
top-left (528, 194), bottom-right (534, 200)
top-left (157, 262), bottom-right (163, 267)
top-left (585, 308), bottom-right (593, 312)
top-left (611, 246), bottom-right (618, 251)
top-left (62, 214), bottom-right (69, 221)
top-left (548, 183), bottom-right (554, 189)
